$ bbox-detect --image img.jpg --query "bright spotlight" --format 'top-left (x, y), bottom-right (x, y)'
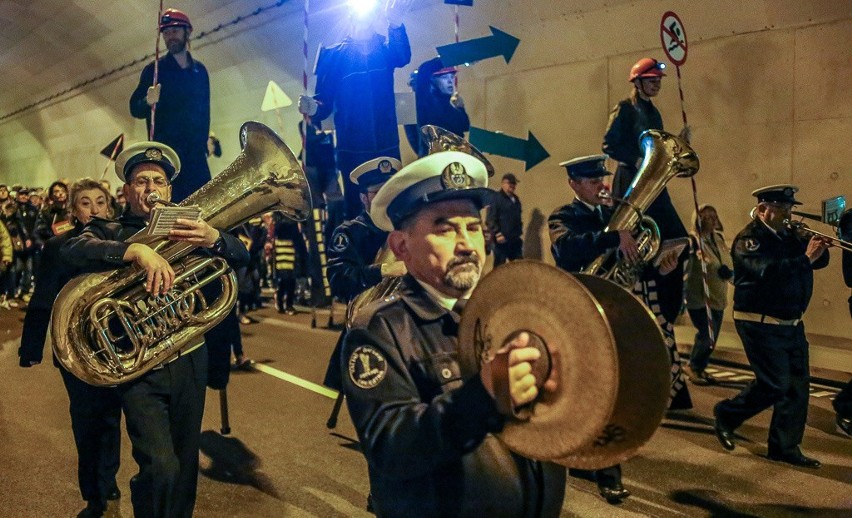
top-left (347, 0), bottom-right (378, 17)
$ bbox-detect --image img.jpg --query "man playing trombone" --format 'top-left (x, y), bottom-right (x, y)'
top-left (713, 185), bottom-right (830, 467)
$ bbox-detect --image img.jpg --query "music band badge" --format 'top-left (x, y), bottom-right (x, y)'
top-left (441, 162), bottom-right (472, 190)
top-left (348, 346), bottom-right (388, 389)
top-left (332, 232), bottom-right (350, 252)
top-left (744, 238), bottom-right (760, 252)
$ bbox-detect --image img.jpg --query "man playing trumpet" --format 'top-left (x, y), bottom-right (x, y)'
top-left (713, 185), bottom-right (829, 468)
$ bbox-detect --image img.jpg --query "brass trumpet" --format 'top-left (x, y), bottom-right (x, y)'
top-left (784, 219), bottom-right (852, 252)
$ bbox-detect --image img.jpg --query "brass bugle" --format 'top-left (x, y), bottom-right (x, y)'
top-left (784, 219), bottom-right (852, 252)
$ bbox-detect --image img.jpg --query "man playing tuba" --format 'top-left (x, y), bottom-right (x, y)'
top-left (62, 141), bottom-right (249, 518)
top-left (548, 155), bottom-right (680, 503)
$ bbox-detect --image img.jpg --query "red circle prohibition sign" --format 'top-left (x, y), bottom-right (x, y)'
top-left (660, 11), bottom-right (688, 66)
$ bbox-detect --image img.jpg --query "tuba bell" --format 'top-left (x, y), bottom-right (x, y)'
top-left (583, 129), bottom-right (698, 287)
top-left (52, 122), bottom-right (312, 386)
top-left (344, 126), bottom-right (495, 327)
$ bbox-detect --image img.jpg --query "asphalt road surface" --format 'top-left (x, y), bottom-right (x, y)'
top-left (1, 303), bottom-right (849, 517)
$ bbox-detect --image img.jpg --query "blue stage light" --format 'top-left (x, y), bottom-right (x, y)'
top-left (348, 0), bottom-right (378, 17)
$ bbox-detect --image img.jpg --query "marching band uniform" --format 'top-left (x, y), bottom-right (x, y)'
top-left (549, 154), bottom-right (690, 412)
top-left (342, 152), bottom-right (565, 517)
top-left (714, 185), bottom-right (829, 467)
top-left (324, 158), bottom-right (400, 390)
top-left (62, 142), bottom-right (248, 517)
top-left (269, 214), bottom-right (307, 314)
top-left (547, 155), bottom-right (630, 503)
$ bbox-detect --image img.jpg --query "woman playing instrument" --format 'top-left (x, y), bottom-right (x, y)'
top-left (19, 178), bottom-right (121, 518)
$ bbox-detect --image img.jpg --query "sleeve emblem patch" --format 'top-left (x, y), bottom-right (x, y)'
top-left (348, 346), bottom-right (388, 389)
top-left (744, 238), bottom-right (760, 252)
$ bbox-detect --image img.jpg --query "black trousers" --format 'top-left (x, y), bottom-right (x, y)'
top-left (717, 321), bottom-right (809, 455)
top-left (493, 239), bottom-right (523, 267)
top-left (276, 274), bottom-right (297, 310)
top-left (119, 346), bottom-right (208, 518)
top-left (834, 380), bottom-right (852, 418)
top-left (59, 367), bottom-right (122, 506)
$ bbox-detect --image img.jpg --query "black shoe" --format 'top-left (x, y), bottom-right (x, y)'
top-left (77, 501), bottom-right (105, 518)
top-left (598, 482), bottom-right (631, 503)
top-left (285, 307), bottom-right (297, 316)
top-left (106, 487), bottom-right (121, 500)
top-left (767, 450), bottom-right (821, 469)
top-left (837, 415), bottom-right (852, 437)
top-left (713, 402), bottom-right (736, 451)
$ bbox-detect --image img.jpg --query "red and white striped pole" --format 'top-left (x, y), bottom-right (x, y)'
top-left (676, 64), bottom-right (715, 346)
top-left (149, 0), bottom-right (165, 141)
top-left (301, 0), bottom-right (310, 168)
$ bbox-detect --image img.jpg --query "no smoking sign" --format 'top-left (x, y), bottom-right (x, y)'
top-left (660, 11), bottom-right (688, 66)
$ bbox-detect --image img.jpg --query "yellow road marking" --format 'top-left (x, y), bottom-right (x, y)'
top-left (251, 362), bottom-right (339, 400)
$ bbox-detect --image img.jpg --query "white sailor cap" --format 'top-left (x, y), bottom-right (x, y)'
top-left (114, 141), bottom-right (181, 184)
top-left (370, 151), bottom-right (494, 231)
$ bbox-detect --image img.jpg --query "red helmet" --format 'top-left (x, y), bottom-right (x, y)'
top-left (628, 58), bottom-right (666, 82)
top-left (160, 8), bottom-right (192, 30)
top-left (432, 66), bottom-right (457, 77)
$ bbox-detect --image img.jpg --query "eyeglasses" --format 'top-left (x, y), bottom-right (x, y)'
top-left (132, 176), bottom-right (169, 188)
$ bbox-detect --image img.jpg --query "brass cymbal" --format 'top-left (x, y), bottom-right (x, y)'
top-left (556, 274), bottom-right (670, 470)
top-left (457, 261), bottom-right (670, 469)
top-left (458, 260), bottom-right (620, 461)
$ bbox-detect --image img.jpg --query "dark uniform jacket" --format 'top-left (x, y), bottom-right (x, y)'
top-left (342, 276), bottom-right (566, 517)
top-left (62, 212), bottom-right (248, 286)
top-left (130, 53), bottom-right (212, 202)
top-left (548, 199), bottom-right (620, 273)
top-left (487, 191), bottom-right (524, 244)
top-left (327, 211), bottom-right (388, 301)
top-left (312, 26), bottom-right (411, 154)
top-left (602, 97), bottom-right (663, 169)
top-left (18, 224), bottom-right (84, 366)
top-left (732, 219), bottom-right (829, 320)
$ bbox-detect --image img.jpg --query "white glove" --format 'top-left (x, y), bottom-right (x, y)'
top-left (146, 84), bottom-right (161, 106)
top-left (385, 0), bottom-right (412, 28)
top-left (298, 95), bottom-right (318, 116)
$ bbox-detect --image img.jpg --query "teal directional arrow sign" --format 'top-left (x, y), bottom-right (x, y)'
top-left (437, 26), bottom-right (520, 66)
top-left (469, 127), bottom-right (549, 170)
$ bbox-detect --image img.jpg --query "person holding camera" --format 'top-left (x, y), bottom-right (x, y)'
top-left (683, 204), bottom-right (733, 385)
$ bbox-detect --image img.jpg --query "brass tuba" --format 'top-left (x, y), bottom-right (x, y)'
top-left (583, 129), bottom-right (698, 287)
top-left (344, 126), bottom-right (495, 327)
top-left (52, 122), bottom-right (312, 386)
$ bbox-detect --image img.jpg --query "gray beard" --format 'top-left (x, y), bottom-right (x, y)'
top-left (443, 261), bottom-right (481, 291)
